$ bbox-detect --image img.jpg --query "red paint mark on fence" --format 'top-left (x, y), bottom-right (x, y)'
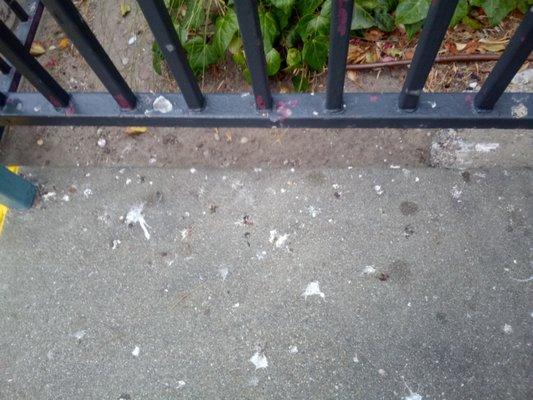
top-left (255, 95), bottom-right (266, 109)
top-left (114, 94), bottom-right (135, 109)
top-left (337, 0), bottom-right (348, 36)
top-left (369, 95), bottom-right (379, 103)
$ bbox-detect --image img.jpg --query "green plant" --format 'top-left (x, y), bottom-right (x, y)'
top-left (153, 0), bottom-right (530, 90)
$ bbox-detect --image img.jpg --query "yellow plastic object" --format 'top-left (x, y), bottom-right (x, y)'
top-left (0, 166), bottom-right (20, 236)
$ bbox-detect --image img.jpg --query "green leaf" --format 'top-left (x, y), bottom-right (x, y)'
top-left (450, 0), bottom-right (469, 27)
top-left (301, 14), bottom-right (330, 40)
top-left (321, 0), bottom-right (332, 17)
top-left (259, 11), bottom-right (280, 51)
top-left (302, 35), bottom-right (329, 71)
top-left (404, 20), bottom-right (424, 39)
top-left (268, 0), bottom-right (295, 9)
top-left (292, 75), bottom-right (310, 92)
top-left (461, 15), bottom-right (483, 30)
top-left (232, 50), bottom-right (247, 67)
top-left (283, 25), bottom-right (299, 48)
top-left (352, 3), bottom-right (375, 30)
top-left (266, 47), bottom-right (282, 76)
top-left (227, 36), bottom-right (242, 55)
top-left (395, 0), bottom-right (430, 25)
top-left (470, 0), bottom-right (517, 26)
top-left (184, 37), bottom-right (220, 73)
top-left (212, 9), bottom-right (239, 57)
top-left (286, 47), bottom-right (302, 69)
top-left (374, 8), bottom-right (395, 32)
top-left (152, 42), bottom-right (164, 76)
top-left (296, 0), bottom-right (324, 16)
top-left (183, 0), bottom-right (205, 30)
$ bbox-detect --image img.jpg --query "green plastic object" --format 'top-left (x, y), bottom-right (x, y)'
top-left (0, 166), bottom-right (37, 210)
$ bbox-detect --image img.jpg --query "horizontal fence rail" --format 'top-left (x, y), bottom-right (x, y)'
top-left (0, 0), bottom-right (531, 129)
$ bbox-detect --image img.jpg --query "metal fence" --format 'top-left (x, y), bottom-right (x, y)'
top-left (0, 0), bottom-right (532, 129)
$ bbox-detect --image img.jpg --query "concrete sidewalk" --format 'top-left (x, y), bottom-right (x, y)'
top-left (0, 166), bottom-right (531, 399)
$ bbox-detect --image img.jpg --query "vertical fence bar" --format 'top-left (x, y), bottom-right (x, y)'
top-left (234, 0), bottom-right (273, 110)
top-left (326, 0), bottom-right (354, 111)
top-left (137, 0), bottom-right (205, 110)
top-left (398, 0), bottom-right (459, 110)
top-left (0, 57), bottom-right (11, 74)
top-left (0, 21), bottom-right (70, 107)
top-left (3, 0), bottom-right (29, 21)
top-left (475, 9), bottom-right (533, 110)
top-left (0, 92), bottom-right (6, 107)
top-left (41, 0), bottom-right (137, 109)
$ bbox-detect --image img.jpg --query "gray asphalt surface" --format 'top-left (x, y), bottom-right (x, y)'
top-left (0, 166), bottom-right (531, 399)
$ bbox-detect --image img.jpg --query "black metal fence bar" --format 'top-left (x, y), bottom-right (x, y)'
top-left (3, 0), bottom-right (29, 21)
top-left (0, 57), bottom-right (11, 74)
top-left (1, 92), bottom-right (531, 129)
top-left (0, 20), bottom-right (70, 107)
top-left (475, 9), bottom-right (533, 110)
top-left (137, 0), bottom-right (205, 110)
top-left (41, 0), bottom-right (137, 109)
top-left (326, 0), bottom-right (354, 111)
top-left (234, 0), bottom-right (273, 110)
top-left (398, 0), bottom-right (459, 110)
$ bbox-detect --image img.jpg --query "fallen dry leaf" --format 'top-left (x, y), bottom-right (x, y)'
top-left (125, 127), bottom-right (148, 136)
top-left (120, 3), bottom-right (131, 17)
top-left (478, 38), bottom-right (508, 53)
top-left (30, 42), bottom-right (46, 57)
top-left (58, 38), bottom-right (70, 50)
top-left (364, 29), bottom-right (383, 42)
top-left (347, 70), bottom-right (357, 82)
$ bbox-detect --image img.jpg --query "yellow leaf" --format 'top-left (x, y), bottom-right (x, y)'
top-left (30, 42), bottom-right (46, 57)
top-left (120, 3), bottom-right (131, 17)
top-left (58, 38), bottom-right (70, 49)
top-left (478, 38), bottom-right (508, 53)
top-left (125, 127), bottom-right (148, 136)
top-left (455, 43), bottom-right (467, 51)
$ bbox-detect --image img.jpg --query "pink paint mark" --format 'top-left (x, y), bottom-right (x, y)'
top-left (65, 101), bottom-right (76, 116)
top-left (48, 96), bottom-right (64, 108)
top-left (275, 101), bottom-right (292, 119)
top-left (114, 94), bottom-right (135, 109)
top-left (464, 94), bottom-right (473, 107)
top-left (255, 95), bottom-right (267, 109)
top-left (369, 95), bottom-right (379, 103)
top-left (337, 0), bottom-right (348, 36)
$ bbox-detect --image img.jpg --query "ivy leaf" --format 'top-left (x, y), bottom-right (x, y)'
top-left (259, 11), bottom-right (280, 51)
top-left (352, 3), bottom-right (375, 30)
top-left (461, 15), bottom-right (483, 30)
top-left (374, 7), bottom-right (395, 32)
top-left (302, 35), bottom-right (329, 71)
top-left (286, 47), bottom-right (302, 69)
top-left (184, 37), bottom-right (220, 73)
top-left (268, 0), bottom-right (294, 8)
top-left (470, 0), bottom-right (517, 26)
top-left (266, 48), bottom-right (282, 76)
top-left (268, 0), bottom-right (295, 9)
top-left (183, 0), bottom-right (205, 30)
top-left (297, 0), bottom-right (324, 16)
top-left (404, 20), bottom-right (424, 39)
top-left (152, 42), bottom-right (164, 75)
top-left (450, 0), bottom-right (469, 27)
top-left (395, 0), bottom-right (430, 25)
top-left (302, 14), bottom-right (330, 40)
top-left (212, 9), bottom-right (239, 57)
